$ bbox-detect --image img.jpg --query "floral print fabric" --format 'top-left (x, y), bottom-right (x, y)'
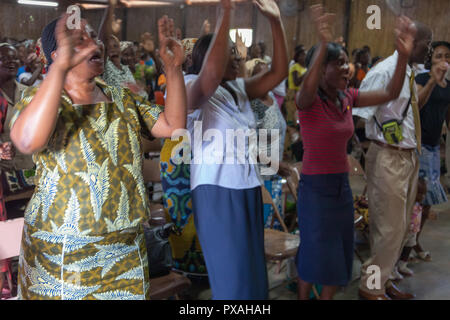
top-left (11, 78), bottom-right (164, 300)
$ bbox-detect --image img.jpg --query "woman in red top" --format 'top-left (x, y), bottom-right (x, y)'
top-left (294, 4), bottom-right (416, 300)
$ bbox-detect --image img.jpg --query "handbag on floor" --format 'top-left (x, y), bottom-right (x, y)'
top-left (143, 221), bottom-right (175, 278)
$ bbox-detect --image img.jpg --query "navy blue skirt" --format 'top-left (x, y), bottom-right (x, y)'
top-left (296, 173), bottom-right (354, 286)
top-left (191, 185), bottom-right (268, 300)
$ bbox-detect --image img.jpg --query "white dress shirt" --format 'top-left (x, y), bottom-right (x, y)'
top-left (352, 51), bottom-right (419, 149)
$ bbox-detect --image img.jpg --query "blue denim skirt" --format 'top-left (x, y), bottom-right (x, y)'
top-left (296, 173), bottom-right (354, 286)
top-left (419, 144), bottom-right (448, 206)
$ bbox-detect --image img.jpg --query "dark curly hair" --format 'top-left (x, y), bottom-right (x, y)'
top-left (424, 41), bottom-right (450, 70)
top-left (305, 42), bottom-right (348, 68)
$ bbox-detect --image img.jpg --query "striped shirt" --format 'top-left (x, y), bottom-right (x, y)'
top-left (298, 88), bottom-right (358, 175)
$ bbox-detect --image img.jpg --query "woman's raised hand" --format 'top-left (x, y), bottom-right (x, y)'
top-left (235, 30), bottom-right (247, 60)
top-left (310, 4), bottom-right (335, 43)
top-left (394, 15), bottom-right (416, 58)
top-left (158, 15), bottom-right (185, 70)
top-left (53, 15), bottom-right (98, 71)
top-left (0, 142), bottom-right (14, 160)
top-left (253, 0), bottom-right (280, 21)
top-left (431, 61), bottom-right (449, 85)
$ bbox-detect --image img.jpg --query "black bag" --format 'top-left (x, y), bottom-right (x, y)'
top-left (143, 222), bottom-right (175, 278)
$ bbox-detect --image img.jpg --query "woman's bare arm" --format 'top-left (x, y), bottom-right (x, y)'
top-left (150, 16), bottom-right (187, 138)
top-left (244, 0), bottom-right (288, 100)
top-left (187, 0), bottom-right (233, 112)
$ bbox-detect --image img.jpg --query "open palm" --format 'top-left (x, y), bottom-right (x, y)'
top-left (158, 16), bottom-right (185, 69)
top-left (311, 4), bottom-right (336, 43)
top-left (394, 15), bottom-right (416, 57)
top-left (54, 15), bottom-right (97, 71)
top-left (253, 0), bottom-right (280, 20)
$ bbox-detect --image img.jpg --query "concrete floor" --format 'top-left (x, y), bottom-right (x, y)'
top-left (185, 175), bottom-right (450, 300)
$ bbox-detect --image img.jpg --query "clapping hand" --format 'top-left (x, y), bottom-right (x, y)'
top-left (0, 142), bottom-right (14, 161)
top-left (53, 15), bottom-right (98, 71)
top-left (431, 61), bottom-right (449, 85)
top-left (394, 15), bottom-right (416, 58)
top-left (253, 0), bottom-right (281, 21)
top-left (310, 4), bottom-right (335, 43)
top-left (277, 162), bottom-right (293, 178)
top-left (158, 15), bottom-right (185, 70)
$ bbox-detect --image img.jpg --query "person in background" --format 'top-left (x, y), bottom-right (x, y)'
top-left (0, 92), bottom-right (14, 299)
top-left (99, 0), bottom-right (147, 98)
top-left (350, 48), bottom-right (370, 88)
top-left (140, 32), bottom-right (164, 88)
top-left (272, 76), bottom-right (286, 112)
top-left (355, 20), bottom-right (432, 300)
top-left (181, 38), bottom-right (198, 76)
top-left (248, 59), bottom-right (289, 229)
top-left (0, 43), bottom-right (35, 199)
top-left (371, 56), bottom-right (383, 68)
top-left (363, 45), bottom-right (372, 67)
top-left (159, 35), bottom-right (206, 276)
top-left (248, 43), bottom-right (262, 61)
top-left (284, 44), bottom-right (306, 127)
top-left (396, 178), bottom-right (426, 277)
top-left (296, 4), bottom-right (415, 300)
top-left (120, 41), bottom-right (150, 99)
top-left (259, 41), bottom-right (272, 64)
top-left (413, 41), bottom-right (450, 262)
top-left (16, 43), bottom-right (27, 65)
top-left (18, 53), bottom-right (43, 87)
top-left (348, 48), bottom-right (359, 85)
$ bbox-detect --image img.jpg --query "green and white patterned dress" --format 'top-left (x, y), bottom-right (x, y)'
top-left (11, 78), bottom-right (164, 300)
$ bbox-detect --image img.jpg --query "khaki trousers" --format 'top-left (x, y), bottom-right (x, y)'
top-left (359, 142), bottom-right (419, 295)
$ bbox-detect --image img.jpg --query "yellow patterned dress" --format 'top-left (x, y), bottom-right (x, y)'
top-left (11, 79), bottom-right (164, 300)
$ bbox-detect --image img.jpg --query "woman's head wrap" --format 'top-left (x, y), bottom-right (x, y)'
top-left (120, 41), bottom-right (134, 53)
top-left (245, 58), bottom-right (267, 77)
top-left (41, 19), bottom-right (58, 66)
top-left (181, 38), bottom-right (197, 58)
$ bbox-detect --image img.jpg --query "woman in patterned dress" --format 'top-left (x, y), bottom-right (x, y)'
top-left (9, 15), bottom-right (186, 300)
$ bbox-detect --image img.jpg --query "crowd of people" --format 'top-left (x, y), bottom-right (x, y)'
top-left (0, 0), bottom-right (449, 300)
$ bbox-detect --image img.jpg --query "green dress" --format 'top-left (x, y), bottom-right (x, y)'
top-left (11, 78), bottom-right (164, 300)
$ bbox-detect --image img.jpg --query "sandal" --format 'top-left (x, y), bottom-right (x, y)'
top-left (416, 251), bottom-right (432, 262)
top-left (408, 256), bottom-right (420, 264)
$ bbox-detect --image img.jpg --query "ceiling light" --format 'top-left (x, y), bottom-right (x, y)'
top-left (18, 0), bottom-right (58, 7)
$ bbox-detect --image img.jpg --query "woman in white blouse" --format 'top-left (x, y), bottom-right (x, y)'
top-left (183, 0), bottom-right (288, 299)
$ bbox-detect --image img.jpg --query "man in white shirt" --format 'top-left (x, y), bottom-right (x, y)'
top-left (353, 21), bottom-right (432, 300)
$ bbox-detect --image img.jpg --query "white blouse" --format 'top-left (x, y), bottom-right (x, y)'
top-left (185, 74), bottom-right (262, 190)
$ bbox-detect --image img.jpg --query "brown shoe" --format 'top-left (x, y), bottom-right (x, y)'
top-left (386, 283), bottom-right (415, 300)
top-left (358, 289), bottom-right (391, 300)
